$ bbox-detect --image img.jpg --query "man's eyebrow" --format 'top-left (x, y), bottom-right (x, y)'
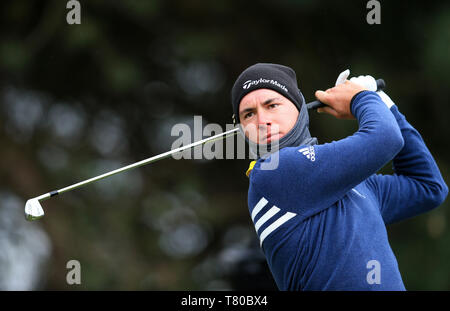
top-left (239, 98), bottom-right (282, 116)
top-left (239, 107), bottom-right (254, 116)
top-left (262, 97), bottom-right (281, 105)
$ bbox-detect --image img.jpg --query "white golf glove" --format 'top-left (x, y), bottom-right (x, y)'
top-left (335, 69), bottom-right (350, 86)
top-left (340, 70), bottom-right (396, 109)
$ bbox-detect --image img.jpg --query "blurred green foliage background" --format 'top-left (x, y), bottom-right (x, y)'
top-left (0, 0), bottom-right (449, 290)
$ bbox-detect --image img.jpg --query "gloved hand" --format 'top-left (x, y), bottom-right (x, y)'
top-left (335, 69), bottom-right (350, 86)
top-left (348, 72), bottom-right (395, 109)
top-left (315, 70), bottom-right (367, 120)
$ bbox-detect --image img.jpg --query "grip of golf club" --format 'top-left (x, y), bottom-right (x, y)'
top-left (306, 78), bottom-right (386, 110)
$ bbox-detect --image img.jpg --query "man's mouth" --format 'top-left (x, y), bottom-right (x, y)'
top-left (262, 132), bottom-right (280, 144)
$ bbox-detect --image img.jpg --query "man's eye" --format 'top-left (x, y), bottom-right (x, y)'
top-left (244, 112), bottom-right (254, 119)
top-left (268, 103), bottom-right (279, 109)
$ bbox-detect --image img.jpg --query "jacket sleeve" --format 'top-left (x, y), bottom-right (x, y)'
top-left (251, 91), bottom-right (405, 220)
top-left (365, 105), bottom-right (448, 225)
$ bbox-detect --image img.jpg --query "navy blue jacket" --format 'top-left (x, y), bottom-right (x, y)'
top-left (246, 91), bottom-right (448, 290)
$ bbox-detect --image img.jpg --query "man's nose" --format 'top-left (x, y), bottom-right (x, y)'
top-left (257, 110), bottom-right (271, 127)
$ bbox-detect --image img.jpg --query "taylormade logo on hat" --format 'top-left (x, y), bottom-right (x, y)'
top-left (242, 78), bottom-right (289, 93)
top-left (231, 63), bottom-right (306, 124)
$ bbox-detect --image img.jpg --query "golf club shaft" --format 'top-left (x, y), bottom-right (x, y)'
top-left (37, 127), bottom-right (240, 202)
top-left (33, 78), bottom-right (386, 202)
top-left (306, 79), bottom-right (386, 110)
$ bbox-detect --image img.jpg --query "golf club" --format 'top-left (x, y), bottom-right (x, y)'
top-left (25, 78), bottom-right (386, 221)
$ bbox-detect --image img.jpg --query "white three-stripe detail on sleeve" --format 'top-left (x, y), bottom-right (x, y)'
top-left (254, 206), bottom-right (280, 231)
top-left (251, 197), bottom-right (268, 221)
top-left (251, 197), bottom-right (297, 247)
top-left (259, 212), bottom-right (296, 247)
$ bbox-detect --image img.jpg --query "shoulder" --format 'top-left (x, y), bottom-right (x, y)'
top-left (249, 145), bottom-right (319, 186)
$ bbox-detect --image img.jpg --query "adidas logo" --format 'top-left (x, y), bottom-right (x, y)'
top-left (251, 197), bottom-right (297, 247)
top-left (298, 146), bottom-right (316, 162)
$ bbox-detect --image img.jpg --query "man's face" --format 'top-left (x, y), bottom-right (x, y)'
top-left (239, 89), bottom-right (299, 145)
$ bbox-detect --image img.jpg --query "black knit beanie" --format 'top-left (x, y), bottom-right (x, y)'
top-left (231, 63), bottom-right (305, 123)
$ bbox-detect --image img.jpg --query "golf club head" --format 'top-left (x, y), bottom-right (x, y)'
top-left (25, 199), bottom-right (45, 221)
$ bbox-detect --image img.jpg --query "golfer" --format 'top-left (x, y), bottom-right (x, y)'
top-left (231, 63), bottom-right (448, 290)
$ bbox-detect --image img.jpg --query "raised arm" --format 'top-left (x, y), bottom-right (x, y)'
top-left (365, 93), bottom-right (448, 225)
top-left (251, 81), bottom-right (405, 220)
